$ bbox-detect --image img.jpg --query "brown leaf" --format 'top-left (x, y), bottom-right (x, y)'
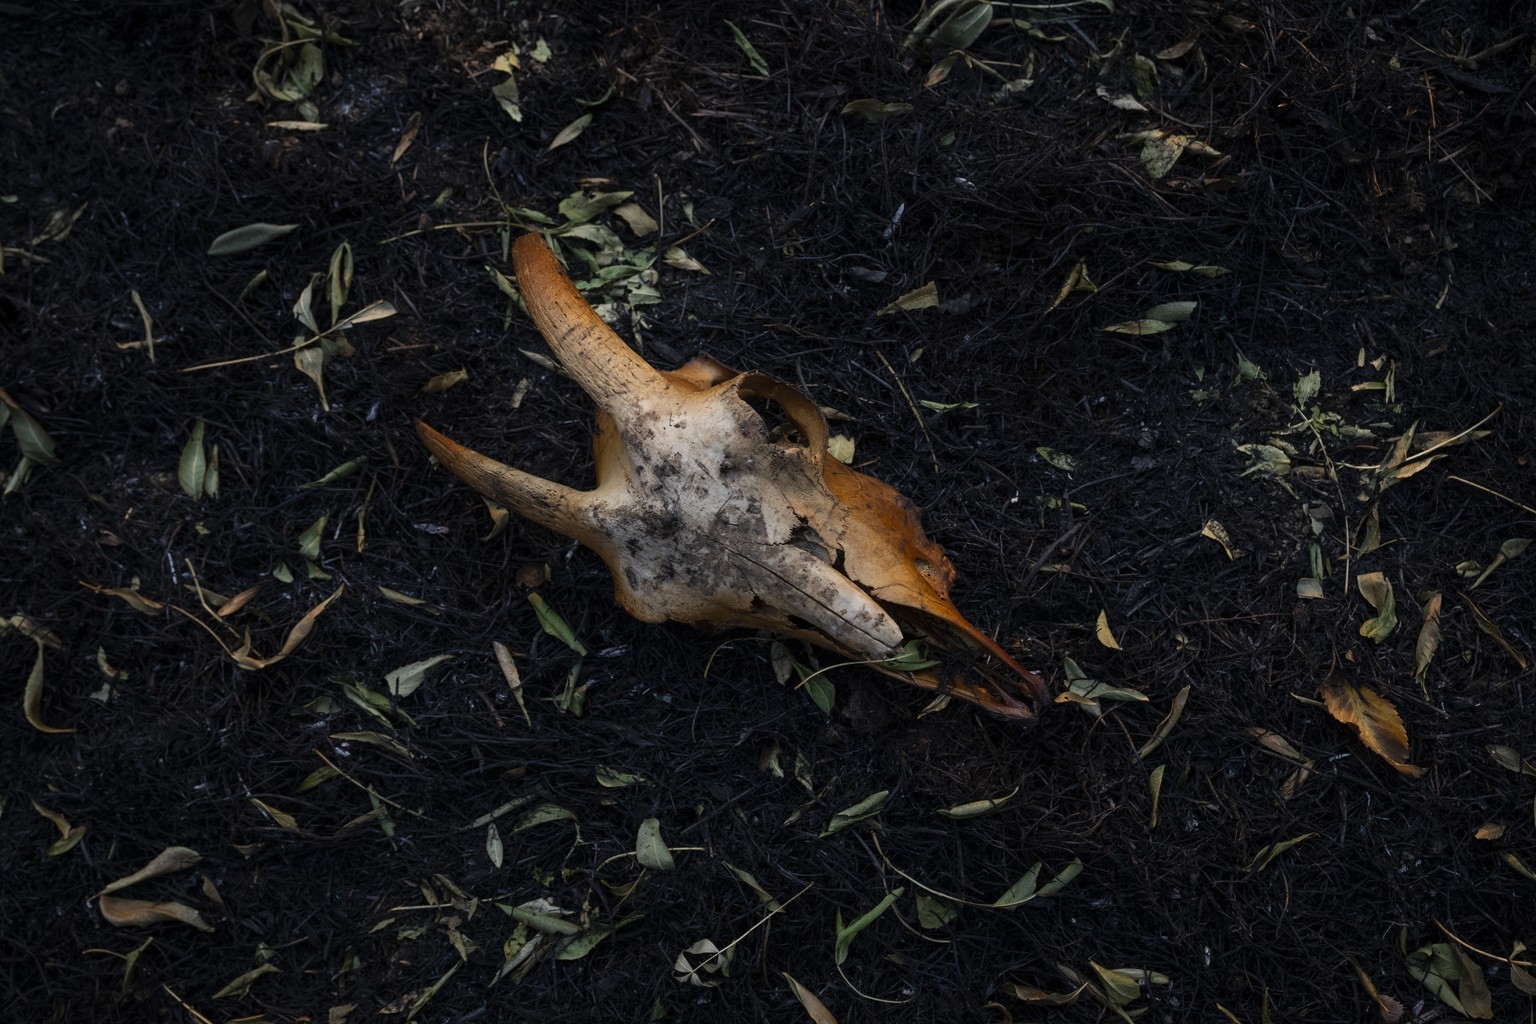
top-left (1413, 591), bottom-right (1442, 692)
top-left (1459, 594), bottom-right (1530, 669)
top-left (99, 895), bottom-right (214, 932)
top-left (81, 581), bottom-right (165, 615)
top-left (782, 972), bottom-right (838, 1024)
top-left (1319, 673), bottom-right (1426, 778)
top-left (99, 846), bottom-right (203, 895)
top-left (232, 586), bottom-right (344, 669)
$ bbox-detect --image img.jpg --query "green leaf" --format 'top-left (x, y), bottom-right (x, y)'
top-left (883, 639), bottom-right (941, 672)
top-left (833, 887), bottom-right (904, 965)
top-left (1293, 369), bottom-right (1322, 409)
top-left (994, 859), bottom-right (1082, 907)
top-left (557, 190), bottom-right (634, 226)
top-left (915, 892), bottom-right (960, 929)
top-left (803, 673), bottom-right (835, 714)
top-left (1144, 300), bottom-right (1197, 322)
top-left (1036, 446), bottom-right (1075, 471)
top-left (1103, 317), bottom-right (1177, 335)
top-left (384, 654), bottom-right (452, 698)
top-left (821, 790), bottom-right (890, 836)
top-left (299, 458), bottom-right (366, 489)
top-left (929, 0), bottom-right (993, 52)
top-left (1357, 572), bottom-right (1397, 642)
top-left (207, 222), bottom-right (299, 256)
top-left (595, 766), bottom-right (647, 788)
top-left (546, 113), bottom-right (592, 152)
top-left (297, 514), bottom-right (327, 561)
top-left (178, 421), bottom-right (207, 499)
top-left (636, 817), bottom-right (675, 871)
top-left (725, 20), bottom-right (769, 75)
top-left (528, 593), bottom-right (588, 655)
top-left (937, 786), bottom-right (1019, 818)
top-left (2, 397), bottom-right (58, 467)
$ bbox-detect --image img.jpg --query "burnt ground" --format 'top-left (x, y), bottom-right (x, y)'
top-left (3, 1), bottom-right (1535, 1022)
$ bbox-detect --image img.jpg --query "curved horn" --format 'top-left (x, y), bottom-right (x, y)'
top-left (416, 419), bottom-right (595, 540)
top-left (512, 233), bottom-right (668, 404)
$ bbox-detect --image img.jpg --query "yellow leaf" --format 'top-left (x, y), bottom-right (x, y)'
top-left (1095, 610), bottom-right (1122, 650)
top-left (876, 281), bottom-right (939, 315)
top-left (1319, 673), bottom-right (1425, 778)
top-left (1201, 518), bottom-right (1241, 560)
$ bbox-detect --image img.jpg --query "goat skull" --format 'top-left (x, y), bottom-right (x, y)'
top-left (417, 233), bottom-right (1046, 719)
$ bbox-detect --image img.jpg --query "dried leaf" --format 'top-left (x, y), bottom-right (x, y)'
top-left (232, 586), bottom-right (344, 669)
top-left (1148, 764), bottom-right (1164, 829)
top-left (546, 113), bottom-right (592, 152)
top-left (1049, 259), bottom-right (1097, 310)
top-left (99, 895), bottom-right (214, 932)
top-left (612, 203), bottom-right (658, 236)
top-left (841, 98), bottom-right (913, 122)
top-left (1470, 536), bottom-right (1531, 589)
top-left (674, 938), bottom-right (732, 987)
top-left (18, 626), bottom-right (73, 734)
top-left (1413, 592), bottom-right (1442, 692)
top-left (82, 582), bottom-right (164, 615)
top-left (492, 641), bottom-right (531, 726)
top-left (937, 786), bottom-right (1018, 818)
top-left (250, 798), bottom-right (304, 833)
top-left (1095, 609), bottom-right (1122, 649)
top-left (636, 817), bottom-right (675, 871)
top-left (876, 281), bottom-right (939, 315)
top-left (1460, 594), bottom-right (1530, 669)
top-left (1319, 673), bottom-right (1425, 777)
top-left (1357, 572), bottom-right (1397, 642)
top-left (783, 972), bottom-right (838, 1024)
top-left (1103, 317), bottom-right (1178, 336)
top-left (1002, 981), bottom-right (1086, 1006)
top-left (1202, 519), bottom-right (1240, 559)
top-left (32, 801), bottom-right (87, 855)
top-left (207, 222), bottom-right (298, 256)
top-left (1136, 683), bottom-right (1190, 759)
top-left (1352, 960), bottom-right (1405, 1023)
top-left (820, 790), bottom-right (889, 836)
top-left (486, 823), bottom-right (504, 868)
top-left (99, 847), bottom-right (203, 895)
top-left (1243, 832), bottom-right (1317, 873)
top-left (422, 368), bottom-right (469, 394)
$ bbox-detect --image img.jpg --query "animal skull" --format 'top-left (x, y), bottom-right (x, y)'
top-left (417, 233), bottom-right (1046, 719)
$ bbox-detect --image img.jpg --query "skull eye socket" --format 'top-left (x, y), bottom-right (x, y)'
top-left (733, 373), bottom-right (829, 458)
top-left (743, 394), bottom-right (811, 449)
